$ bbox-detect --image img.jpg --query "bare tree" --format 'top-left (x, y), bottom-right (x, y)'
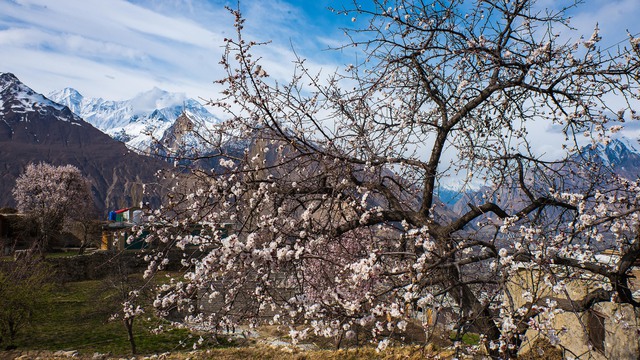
top-left (105, 261), bottom-right (146, 355)
top-left (12, 163), bottom-right (95, 253)
top-left (146, 0), bottom-right (640, 357)
top-left (74, 211), bottom-right (101, 255)
top-left (0, 254), bottom-right (52, 349)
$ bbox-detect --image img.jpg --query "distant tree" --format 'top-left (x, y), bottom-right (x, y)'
top-left (72, 209), bottom-right (101, 255)
top-left (12, 163), bottom-right (94, 253)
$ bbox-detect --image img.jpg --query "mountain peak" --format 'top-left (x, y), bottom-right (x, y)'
top-left (581, 137), bottom-right (640, 173)
top-left (608, 137), bottom-right (639, 153)
top-left (0, 73), bottom-right (78, 123)
top-left (0, 72), bottom-right (21, 91)
top-left (48, 88), bottom-right (84, 113)
top-left (592, 137), bottom-right (639, 155)
top-left (50, 87), bottom-right (84, 100)
top-left (0, 72), bottom-right (18, 82)
top-left (48, 86), bottom-right (219, 154)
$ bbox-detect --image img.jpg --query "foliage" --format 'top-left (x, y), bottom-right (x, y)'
top-left (144, 0), bottom-right (640, 358)
top-left (71, 218), bottom-right (103, 254)
top-left (0, 255), bottom-right (52, 348)
top-left (12, 163), bottom-right (95, 252)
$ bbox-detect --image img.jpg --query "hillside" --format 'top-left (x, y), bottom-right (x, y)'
top-left (0, 72), bottom-right (169, 214)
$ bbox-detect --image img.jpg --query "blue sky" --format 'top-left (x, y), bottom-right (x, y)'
top-left (0, 0), bottom-right (638, 114)
top-left (0, 0), bottom-right (358, 104)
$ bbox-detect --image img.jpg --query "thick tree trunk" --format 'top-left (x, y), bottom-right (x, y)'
top-left (446, 267), bottom-right (504, 358)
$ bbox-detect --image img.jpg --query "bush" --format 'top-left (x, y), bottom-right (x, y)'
top-left (0, 255), bottom-right (53, 348)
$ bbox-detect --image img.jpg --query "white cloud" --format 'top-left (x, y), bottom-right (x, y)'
top-left (568, 0), bottom-right (640, 40)
top-left (0, 0), bottom-right (351, 106)
top-left (0, 28), bottom-right (149, 62)
top-left (0, 0), bottom-right (637, 129)
top-left (0, 0), bottom-right (228, 100)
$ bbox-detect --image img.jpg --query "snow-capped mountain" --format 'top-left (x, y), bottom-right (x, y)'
top-left (445, 137), bottom-right (640, 217)
top-left (0, 72), bottom-right (169, 213)
top-left (582, 138), bottom-right (640, 176)
top-left (49, 87), bottom-right (219, 153)
top-left (0, 73), bottom-right (84, 127)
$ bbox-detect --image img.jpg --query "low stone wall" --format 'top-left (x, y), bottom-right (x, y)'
top-left (44, 251), bottom-right (146, 282)
top-left (0, 250), bottom-right (188, 283)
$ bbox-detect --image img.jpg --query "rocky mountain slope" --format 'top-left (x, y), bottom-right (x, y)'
top-left (0, 72), bottom-right (168, 214)
top-left (580, 138), bottom-right (640, 180)
top-left (447, 138), bottom-right (640, 217)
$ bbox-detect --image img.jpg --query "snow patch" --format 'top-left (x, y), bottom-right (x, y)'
top-left (49, 86), bottom-right (220, 152)
top-left (589, 137), bottom-right (640, 167)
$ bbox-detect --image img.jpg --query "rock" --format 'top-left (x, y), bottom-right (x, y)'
top-left (53, 350), bottom-right (79, 357)
top-left (296, 343), bottom-right (318, 351)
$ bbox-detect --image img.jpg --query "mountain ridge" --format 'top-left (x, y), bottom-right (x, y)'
top-left (446, 137), bottom-right (640, 217)
top-left (48, 87), bottom-right (220, 153)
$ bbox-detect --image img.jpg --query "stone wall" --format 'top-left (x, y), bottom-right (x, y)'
top-left (508, 267), bottom-right (640, 359)
top-left (0, 250), bottom-right (187, 283)
top-left (44, 251), bottom-right (146, 282)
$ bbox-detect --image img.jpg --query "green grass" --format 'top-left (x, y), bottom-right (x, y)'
top-left (449, 331), bottom-right (480, 345)
top-left (10, 278), bottom-right (206, 356)
top-left (2, 268), bottom-right (462, 358)
top-left (1, 251), bottom-right (80, 261)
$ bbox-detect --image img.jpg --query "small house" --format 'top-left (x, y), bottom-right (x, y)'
top-left (107, 207), bottom-right (144, 224)
top-left (103, 207), bottom-right (147, 250)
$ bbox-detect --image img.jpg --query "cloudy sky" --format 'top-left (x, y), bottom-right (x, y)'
top-left (0, 0), bottom-right (359, 103)
top-left (0, 0), bottom-right (638, 127)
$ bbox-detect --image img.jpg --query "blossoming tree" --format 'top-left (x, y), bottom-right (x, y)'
top-left (145, 0), bottom-right (640, 357)
top-left (12, 163), bottom-right (94, 253)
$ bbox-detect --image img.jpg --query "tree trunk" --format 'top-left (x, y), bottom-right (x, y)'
top-left (78, 223), bottom-right (89, 255)
top-left (446, 267), bottom-right (504, 358)
top-left (78, 239), bottom-right (87, 255)
top-left (124, 318), bottom-right (136, 354)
